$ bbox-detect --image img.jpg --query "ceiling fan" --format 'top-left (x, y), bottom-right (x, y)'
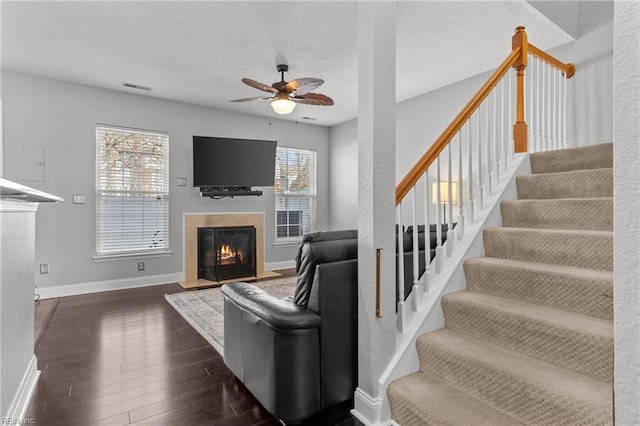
top-left (230, 64), bottom-right (334, 115)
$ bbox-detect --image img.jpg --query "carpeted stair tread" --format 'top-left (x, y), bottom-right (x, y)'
top-left (463, 257), bottom-right (613, 320)
top-left (483, 227), bottom-right (612, 271)
top-left (388, 372), bottom-right (525, 426)
top-left (442, 291), bottom-right (613, 382)
top-left (516, 168), bottom-right (612, 199)
top-left (417, 329), bottom-right (613, 425)
top-left (501, 198), bottom-right (612, 231)
top-left (530, 143), bottom-right (613, 174)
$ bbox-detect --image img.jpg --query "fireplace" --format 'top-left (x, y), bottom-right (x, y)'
top-left (198, 226), bottom-right (257, 282)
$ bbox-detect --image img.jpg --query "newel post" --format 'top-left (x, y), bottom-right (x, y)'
top-left (512, 26), bottom-right (528, 153)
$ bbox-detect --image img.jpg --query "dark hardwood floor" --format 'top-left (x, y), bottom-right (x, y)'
top-left (28, 272), bottom-right (359, 426)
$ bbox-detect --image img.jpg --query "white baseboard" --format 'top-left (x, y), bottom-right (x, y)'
top-left (352, 387), bottom-right (384, 425)
top-left (4, 355), bottom-right (40, 421)
top-left (264, 260), bottom-right (295, 271)
top-left (36, 272), bottom-right (184, 299)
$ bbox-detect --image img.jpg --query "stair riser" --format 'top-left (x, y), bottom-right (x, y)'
top-left (530, 143), bottom-right (613, 174)
top-left (417, 337), bottom-right (613, 425)
top-left (501, 199), bottom-right (613, 231)
top-left (463, 261), bottom-right (613, 320)
top-left (483, 229), bottom-right (613, 271)
top-left (516, 169), bottom-right (613, 199)
top-left (442, 298), bottom-right (613, 382)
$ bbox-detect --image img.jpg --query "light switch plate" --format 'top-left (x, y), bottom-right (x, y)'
top-left (73, 194), bottom-right (85, 204)
top-left (178, 177), bottom-right (188, 187)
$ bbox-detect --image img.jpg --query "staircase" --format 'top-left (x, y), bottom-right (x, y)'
top-left (388, 143), bottom-right (613, 425)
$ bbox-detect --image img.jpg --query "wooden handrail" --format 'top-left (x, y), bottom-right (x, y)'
top-left (395, 48), bottom-right (520, 204)
top-left (395, 26), bottom-right (577, 205)
top-left (528, 43), bottom-right (576, 77)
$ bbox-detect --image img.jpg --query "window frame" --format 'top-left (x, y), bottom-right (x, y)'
top-left (274, 146), bottom-right (317, 243)
top-left (94, 124), bottom-right (170, 259)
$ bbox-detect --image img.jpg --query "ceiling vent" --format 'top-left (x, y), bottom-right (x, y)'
top-left (122, 82), bottom-right (153, 92)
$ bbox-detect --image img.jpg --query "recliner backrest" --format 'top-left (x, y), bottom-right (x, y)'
top-left (293, 230), bottom-right (358, 308)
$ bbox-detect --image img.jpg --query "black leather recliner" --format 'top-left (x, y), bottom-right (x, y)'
top-left (221, 230), bottom-right (358, 424)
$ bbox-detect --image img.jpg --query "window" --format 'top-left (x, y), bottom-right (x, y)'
top-left (275, 147), bottom-right (316, 239)
top-left (95, 125), bottom-right (169, 257)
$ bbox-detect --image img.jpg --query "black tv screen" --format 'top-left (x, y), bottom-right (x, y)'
top-left (192, 136), bottom-right (277, 187)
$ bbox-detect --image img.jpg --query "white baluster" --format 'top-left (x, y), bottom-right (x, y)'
top-left (423, 173), bottom-right (430, 293)
top-left (435, 157), bottom-right (443, 274)
top-left (493, 81), bottom-right (500, 182)
top-left (540, 64), bottom-right (547, 151)
top-left (447, 143), bottom-right (453, 256)
top-left (536, 57), bottom-right (541, 153)
top-left (457, 130), bottom-right (465, 240)
top-left (508, 68), bottom-right (513, 161)
top-left (528, 54), bottom-right (534, 150)
top-left (553, 67), bottom-right (558, 149)
top-left (467, 115), bottom-right (475, 224)
top-left (498, 78), bottom-right (505, 180)
top-left (562, 71), bottom-right (568, 148)
top-left (477, 109), bottom-right (484, 209)
top-left (547, 63), bottom-right (552, 151)
top-left (486, 96), bottom-right (493, 195)
top-left (411, 189), bottom-right (419, 311)
top-left (397, 204), bottom-right (404, 302)
top-left (397, 204), bottom-right (406, 333)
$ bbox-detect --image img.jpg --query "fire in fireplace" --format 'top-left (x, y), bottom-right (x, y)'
top-left (198, 226), bottom-right (257, 282)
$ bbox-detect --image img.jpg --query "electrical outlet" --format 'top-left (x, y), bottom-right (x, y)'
top-left (137, 262), bottom-right (145, 271)
top-left (40, 264), bottom-right (49, 274)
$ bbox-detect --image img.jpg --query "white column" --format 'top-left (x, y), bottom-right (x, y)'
top-left (614, 2), bottom-right (640, 424)
top-left (354, 2), bottom-right (397, 424)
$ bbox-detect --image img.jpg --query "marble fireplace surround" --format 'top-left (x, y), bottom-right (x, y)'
top-left (180, 212), bottom-right (278, 289)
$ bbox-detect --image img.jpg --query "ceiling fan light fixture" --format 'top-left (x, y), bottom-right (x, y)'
top-left (271, 95), bottom-right (296, 115)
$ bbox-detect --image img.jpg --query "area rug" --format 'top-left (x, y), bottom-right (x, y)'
top-left (165, 276), bottom-right (297, 356)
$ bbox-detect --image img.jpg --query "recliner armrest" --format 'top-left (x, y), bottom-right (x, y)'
top-left (221, 282), bottom-right (320, 330)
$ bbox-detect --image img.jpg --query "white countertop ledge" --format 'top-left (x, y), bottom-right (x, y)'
top-left (0, 178), bottom-right (63, 203)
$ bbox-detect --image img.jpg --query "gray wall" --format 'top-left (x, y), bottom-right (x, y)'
top-left (329, 3), bottom-right (613, 230)
top-left (1, 70), bottom-right (330, 289)
top-left (1, 207), bottom-right (35, 414)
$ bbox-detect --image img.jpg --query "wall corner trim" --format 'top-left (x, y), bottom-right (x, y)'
top-left (3, 355), bottom-right (40, 421)
top-left (352, 387), bottom-right (384, 425)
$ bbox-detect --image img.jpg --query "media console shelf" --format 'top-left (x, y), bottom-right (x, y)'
top-left (199, 186), bottom-right (263, 199)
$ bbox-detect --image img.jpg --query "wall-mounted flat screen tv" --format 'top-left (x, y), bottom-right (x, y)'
top-left (192, 136), bottom-right (277, 188)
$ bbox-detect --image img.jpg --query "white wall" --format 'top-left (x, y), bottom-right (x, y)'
top-left (329, 119), bottom-right (358, 230)
top-left (330, 3), bottom-right (613, 230)
top-left (613, 1), bottom-right (640, 423)
top-left (0, 204), bottom-right (36, 414)
top-left (1, 71), bottom-right (330, 289)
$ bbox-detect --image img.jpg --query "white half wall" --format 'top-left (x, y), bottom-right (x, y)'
top-left (1, 71), bottom-right (330, 290)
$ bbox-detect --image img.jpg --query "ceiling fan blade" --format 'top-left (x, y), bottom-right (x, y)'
top-left (285, 78), bottom-right (324, 95)
top-left (241, 78), bottom-right (279, 94)
top-left (292, 93), bottom-right (334, 106)
top-left (229, 96), bottom-right (275, 102)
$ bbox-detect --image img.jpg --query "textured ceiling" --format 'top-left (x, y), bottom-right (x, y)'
top-left (1, 1), bottom-right (573, 127)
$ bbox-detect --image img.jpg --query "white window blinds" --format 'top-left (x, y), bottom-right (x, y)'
top-left (95, 125), bottom-right (169, 256)
top-left (275, 147), bottom-right (316, 239)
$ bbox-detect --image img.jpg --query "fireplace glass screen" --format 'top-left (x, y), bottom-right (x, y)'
top-left (198, 226), bottom-right (257, 282)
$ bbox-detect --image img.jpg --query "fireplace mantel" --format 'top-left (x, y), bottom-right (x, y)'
top-left (180, 212), bottom-right (279, 289)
